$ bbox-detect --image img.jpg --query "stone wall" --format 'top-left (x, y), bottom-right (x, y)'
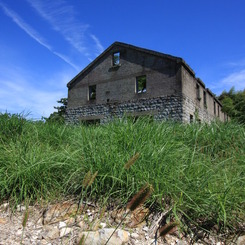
top-left (65, 95), bottom-right (183, 124)
top-left (182, 95), bottom-right (216, 123)
top-left (181, 66), bottom-right (225, 122)
top-left (66, 93), bottom-right (226, 124)
top-left (182, 94), bottom-right (226, 123)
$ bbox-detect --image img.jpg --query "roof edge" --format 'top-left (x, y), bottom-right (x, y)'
top-left (207, 88), bottom-right (223, 106)
top-left (67, 41), bottom-right (194, 88)
top-left (67, 42), bottom-right (117, 87)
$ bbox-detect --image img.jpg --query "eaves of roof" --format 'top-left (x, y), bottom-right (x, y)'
top-left (207, 88), bottom-right (222, 106)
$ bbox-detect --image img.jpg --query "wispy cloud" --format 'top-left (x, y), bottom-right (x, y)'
top-left (224, 59), bottom-right (245, 68)
top-left (0, 2), bottom-right (79, 71)
top-left (210, 69), bottom-right (245, 95)
top-left (91, 34), bottom-right (105, 55)
top-left (0, 2), bottom-right (51, 49)
top-left (26, 0), bottom-right (104, 59)
top-left (0, 66), bottom-right (70, 119)
top-left (209, 58), bottom-right (245, 94)
top-left (53, 51), bottom-right (80, 71)
top-left (26, 0), bottom-right (89, 53)
top-left (0, 80), bottom-right (63, 118)
top-left (220, 69), bottom-right (245, 91)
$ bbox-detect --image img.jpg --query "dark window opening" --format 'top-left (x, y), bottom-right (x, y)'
top-left (190, 114), bottom-right (193, 123)
top-left (113, 52), bottom-right (120, 66)
top-left (127, 115), bottom-right (153, 124)
top-left (203, 91), bottom-right (207, 107)
top-left (136, 75), bottom-right (146, 93)
top-left (218, 105), bottom-right (220, 117)
top-left (81, 119), bottom-right (100, 126)
top-left (196, 84), bottom-right (201, 100)
top-left (89, 85), bottom-right (96, 100)
top-left (214, 101), bottom-right (216, 115)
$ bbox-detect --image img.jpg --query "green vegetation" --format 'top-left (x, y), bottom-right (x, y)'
top-left (0, 112), bottom-right (244, 235)
top-left (219, 87), bottom-right (245, 123)
top-left (44, 98), bottom-right (67, 123)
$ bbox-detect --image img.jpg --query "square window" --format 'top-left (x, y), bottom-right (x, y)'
top-left (113, 52), bottom-right (120, 66)
top-left (136, 75), bottom-right (146, 93)
top-left (89, 85), bottom-right (96, 100)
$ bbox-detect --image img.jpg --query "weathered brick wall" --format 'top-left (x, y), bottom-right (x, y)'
top-left (182, 95), bottom-right (216, 123)
top-left (181, 66), bottom-right (225, 122)
top-left (65, 95), bottom-right (183, 124)
top-left (67, 44), bottom-right (182, 108)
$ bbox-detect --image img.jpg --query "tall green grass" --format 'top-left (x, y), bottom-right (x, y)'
top-left (0, 112), bottom-right (244, 234)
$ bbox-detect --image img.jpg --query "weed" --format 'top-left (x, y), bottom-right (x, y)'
top-left (0, 115), bottom-right (244, 235)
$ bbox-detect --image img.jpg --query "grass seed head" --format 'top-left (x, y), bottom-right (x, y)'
top-left (99, 205), bottom-right (107, 220)
top-left (82, 171), bottom-right (92, 188)
top-left (87, 171), bottom-right (98, 187)
top-left (124, 152), bottom-right (140, 170)
top-left (126, 183), bottom-right (153, 212)
top-left (158, 221), bottom-right (179, 238)
top-left (22, 210), bottom-right (29, 228)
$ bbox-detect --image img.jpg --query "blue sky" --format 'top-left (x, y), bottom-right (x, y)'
top-left (0, 0), bottom-right (245, 119)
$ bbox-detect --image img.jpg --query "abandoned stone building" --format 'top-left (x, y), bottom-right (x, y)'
top-left (66, 42), bottom-right (227, 124)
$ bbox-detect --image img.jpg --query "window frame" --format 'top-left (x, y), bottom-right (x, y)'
top-left (112, 52), bottom-right (120, 66)
top-left (190, 114), bottom-right (194, 123)
top-left (89, 85), bottom-right (96, 101)
top-left (136, 75), bottom-right (147, 94)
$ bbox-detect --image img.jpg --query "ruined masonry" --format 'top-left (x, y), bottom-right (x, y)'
top-left (66, 42), bottom-right (227, 124)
